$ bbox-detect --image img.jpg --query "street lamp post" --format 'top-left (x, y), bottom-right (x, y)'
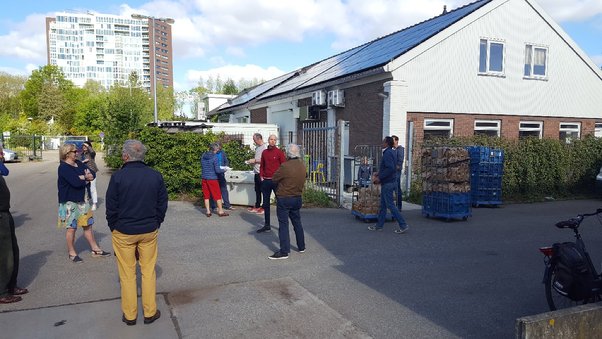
top-left (131, 13), bottom-right (174, 125)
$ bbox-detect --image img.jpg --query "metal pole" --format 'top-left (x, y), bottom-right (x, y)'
top-left (151, 18), bottom-right (158, 125)
top-left (338, 120), bottom-right (345, 207)
top-left (405, 121), bottom-right (414, 193)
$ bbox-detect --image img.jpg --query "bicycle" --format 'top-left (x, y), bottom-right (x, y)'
top-left (539, 208), bottom-right (602, 311)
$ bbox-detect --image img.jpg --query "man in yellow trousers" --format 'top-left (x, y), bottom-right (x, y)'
top-left (106, 140), bottom-right (168, 326)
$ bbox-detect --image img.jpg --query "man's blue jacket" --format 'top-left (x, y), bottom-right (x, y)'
top-left (106, 161), bottom-right (168, 235)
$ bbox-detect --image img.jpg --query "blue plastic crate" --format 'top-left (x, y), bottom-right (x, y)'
top-left (471, 188), bottom-right (502, 206)
top-left (470, 162), bottom-right (504, 176)
top-left (470, 174), bottom-right (502, 189)
top-left (466, 146), bottom-right (504, 164)
top-left (422, 192), bottom-right (471, 220)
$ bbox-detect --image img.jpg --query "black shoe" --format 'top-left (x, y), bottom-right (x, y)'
top-left (268, 251), bottom-right (289, 260)
top-left (122, 314), bottom-right (136, 326)
top-left (256, 226), bottom-right (271, 233)
top-left (144, 310), bottom-right (161, 324)
top-left (298, 248), bottom-right (306, 253)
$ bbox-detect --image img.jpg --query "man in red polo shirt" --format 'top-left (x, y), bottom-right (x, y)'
top-left (256, 134), bottom-right (286, 233)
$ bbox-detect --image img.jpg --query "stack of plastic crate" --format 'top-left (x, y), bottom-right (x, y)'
top-left (421, 147), bottom-right (471, 221)
top-left (466, 146), bottom-right (504, 207)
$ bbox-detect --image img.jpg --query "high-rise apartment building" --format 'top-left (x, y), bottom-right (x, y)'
top-left (45, 11), bottom-right (173, 93)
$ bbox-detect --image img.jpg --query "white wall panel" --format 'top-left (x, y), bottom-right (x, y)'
top-left (395, 0), bottom-right (602, 119)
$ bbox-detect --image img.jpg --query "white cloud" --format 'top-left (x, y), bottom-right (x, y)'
top-left (537, 0), bottom-right (602, 22)
top-left (0, 13), bottom-right (48, 61)
top-left (0, 66), bottom-right (27, 75)
top-left (185, 64), bottom-right (285, 87)
top-left (0, 0), bottom-right (600, 86)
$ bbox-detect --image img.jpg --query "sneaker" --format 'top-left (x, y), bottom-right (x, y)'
top-left (144, 310), bottom-right (161, 324)
top-left (256, 225), bottom-right (271, 233)
top-left (69, 254), bottom-right (83, 263)
top-left (394, 226), bottom-right (409, 234)
top-left (247, 207), bottom-right (258, 213)
top-left (268, 251), bottom-right (289, 260)
top-left (255, 208), bottom-right (265, 215)
top-left (91, 249), bottom-right (111, 257)
top-left (367, 226), bottom-right (383, 232)
top-left (298, 248), bottom-right (306, 253)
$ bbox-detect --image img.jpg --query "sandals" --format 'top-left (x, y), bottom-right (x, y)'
top-left (218, 212), bottom-right (229, 217)
top-left (206, 213), bottom-right (212, 217)
top-left (0, 295), bottom-right (22, 304)
top-left (91, 249), bottom-right (111, 257)
top-left (10, 287), bottom-right (28, 295)
top-left (69, 254), bottom-right (83, 263)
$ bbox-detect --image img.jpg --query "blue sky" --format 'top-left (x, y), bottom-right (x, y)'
top-left (1, 0), bottom-right (601, 93)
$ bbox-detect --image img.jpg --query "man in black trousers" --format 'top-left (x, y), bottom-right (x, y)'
top-left (0, 145), bottom-right (28, 304)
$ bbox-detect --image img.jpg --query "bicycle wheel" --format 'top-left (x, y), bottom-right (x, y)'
top-left (544, 263), bottom-right (580, 311)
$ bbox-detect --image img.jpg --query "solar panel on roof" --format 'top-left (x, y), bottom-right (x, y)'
top-left (222, 0), bottom-right (492, 108)
top-left (221, 71), bottom-right (297, 109)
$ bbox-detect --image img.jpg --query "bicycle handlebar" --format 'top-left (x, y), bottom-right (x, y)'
top-left (580, 208), bottom-right (602, 218)
top-left (554, 209), bottom-right (602, 229)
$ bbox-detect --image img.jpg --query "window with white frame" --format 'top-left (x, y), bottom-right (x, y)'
top-left (424, 119), bottom-right (453, 140)
top-left (474, 120), bottom-right (501, 137)
top-left (595, 123), bottom-right (602, 138)
top-left (479, 38), bottom-right (505, 75)
top-left (559, 122), bottom-right (580, 143)
top-left (524, 44), bottom-right (548, 78)
top-left (519, 121), bottom-right (543, 139)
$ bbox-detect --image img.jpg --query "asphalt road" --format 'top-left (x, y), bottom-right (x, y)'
top-left (1, 151), bottom-right (602, 338)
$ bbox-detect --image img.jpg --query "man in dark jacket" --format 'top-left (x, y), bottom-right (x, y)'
top-left (0, 146), bottom-right (28, 304)
top-left (106, 139), bottom-right (168, 326)
top-left (392, 135), bottom-right (404, 210)
top-left (268, 144), bottom-right (306, 260)
top-left (368, 137), bottom-right (409, 234)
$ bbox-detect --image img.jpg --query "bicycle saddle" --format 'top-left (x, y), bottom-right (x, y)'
top-left (556, 219), bottom-right (579, 229)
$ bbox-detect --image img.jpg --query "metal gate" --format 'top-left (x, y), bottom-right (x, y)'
top-left (301, 121), bottom-right (342, 204)
top-left (1, 135), bottom-right (44, 160)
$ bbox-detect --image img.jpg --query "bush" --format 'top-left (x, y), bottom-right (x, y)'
top-left (303, 186), bottom-right (337, 208)
top-left (409, 135), bottom-right (602, 203)
top-left (105, 127), bottom-right (254, 200)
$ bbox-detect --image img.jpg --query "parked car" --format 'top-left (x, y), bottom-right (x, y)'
top-left (2, 149), bottom-right (19, 162)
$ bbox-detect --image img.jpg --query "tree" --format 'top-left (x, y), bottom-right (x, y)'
top-left (103, 84), bottom-right (151, 141)
top-left (156, 85), bottom-right (176, 121)
top-left (222, 79), bottom-right (238, 95)
top-left (102, 84), bottom-right (153, 167)
top-left (237, 77), bottom-right (263, 91)
top-left (189, 85), bottom-right (209, 119)
top-left (0, 72), bottom-right (26, 132)
top-left (37, 83), bottom-right (65, 124)
top-left (18, 65), bottom-right (76, 133)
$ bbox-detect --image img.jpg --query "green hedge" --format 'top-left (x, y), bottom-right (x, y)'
top-left (411, 135), bottom-right (602, 203)
top-left (105, 127), bottom-right (254, 199)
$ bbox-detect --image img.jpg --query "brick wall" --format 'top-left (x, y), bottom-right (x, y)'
top-left (407, 112), bottom-right (599, 168)
top-left (408, 112), bottom-right (598, 141)
top-left (338, 80), bottom-right (387, 151)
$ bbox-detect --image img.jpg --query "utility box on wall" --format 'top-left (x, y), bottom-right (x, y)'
top-left (328, 90), bottom-right (344, 107)
top-left (311, 91), bottom-right (326, 106)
